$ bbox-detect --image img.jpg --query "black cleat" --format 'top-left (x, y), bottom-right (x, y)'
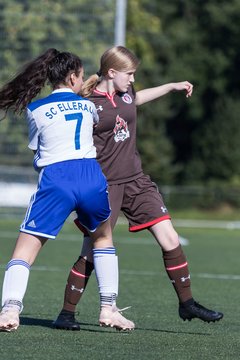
top-left (53, 310), bottom-right (81, 331)
top-left (179, 301), bottom-right (224, 323)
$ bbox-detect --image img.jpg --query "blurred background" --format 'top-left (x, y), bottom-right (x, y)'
top-left (1, 0), bottom-right (240, 216)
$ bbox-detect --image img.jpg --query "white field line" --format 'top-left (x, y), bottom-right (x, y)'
top-left (118, 217), bottom-right (240, 230)
top-left (121, 270), bottom-right (240, 281)
top-left (173, 219), bottom-right (240, 230)
top-left (0, 231), bottom-right (162, 244)
top-left (0, 231), bottom-right (188, 247)
top-left (0, 263), bottom-right (239, 281)
top-left (100, 217), bottom-right (240, 231)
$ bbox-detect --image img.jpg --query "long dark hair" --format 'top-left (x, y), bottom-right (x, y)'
top-left (0, 48), bottom-right (82, 114)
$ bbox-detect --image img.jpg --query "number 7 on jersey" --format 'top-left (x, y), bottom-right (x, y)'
top-left (65, 113), bottom-right (83, 150)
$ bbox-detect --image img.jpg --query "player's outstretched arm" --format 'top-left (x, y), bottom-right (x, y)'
top-left (135, 81), bottom-right (193, 106)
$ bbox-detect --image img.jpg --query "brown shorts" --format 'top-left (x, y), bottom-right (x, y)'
top-left (108, 174), bottom-right (170, 232)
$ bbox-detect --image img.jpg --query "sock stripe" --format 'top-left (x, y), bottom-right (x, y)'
top-left (4, 299), bottom-right (22, 311)
top-left (166, 262), bottom-right (188, 271)
top-left (100, 293), bottom-right (117, 305)
top-left (93, 247), bottom-right (116, 256)
top-left (71, 268), bottom-right (89, 278)
top-left (6, 259), bottom-right (31, 271)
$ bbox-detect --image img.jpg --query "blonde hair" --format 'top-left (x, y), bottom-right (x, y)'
top-left (81, 46), bottom-right (140, 98)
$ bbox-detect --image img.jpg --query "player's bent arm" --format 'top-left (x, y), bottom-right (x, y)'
top-left (135, 81), bottom-right (193, 106)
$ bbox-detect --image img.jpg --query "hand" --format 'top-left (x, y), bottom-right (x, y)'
top-left (173, 81), bottom-right (193, 98)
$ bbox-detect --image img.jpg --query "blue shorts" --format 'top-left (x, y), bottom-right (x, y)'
top-left (20, 159), bottom-right (111, 239)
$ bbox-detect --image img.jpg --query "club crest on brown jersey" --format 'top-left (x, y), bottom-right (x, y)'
top-left (121, 93), bottom-right (132, 104)
top-left (113, 115), bottom-right (130, 142)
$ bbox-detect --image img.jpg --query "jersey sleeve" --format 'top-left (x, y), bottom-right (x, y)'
top-left (26, 108), bottom-right (39, 150)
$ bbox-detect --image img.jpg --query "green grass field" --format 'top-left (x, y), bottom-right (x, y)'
top-left (0, 217), bottom-right (240, 360)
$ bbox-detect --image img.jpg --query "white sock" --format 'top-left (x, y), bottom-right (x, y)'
top-left (93, 248), bottom-right (118, 306)
top-left (2, 259), bottom-right (30, 312)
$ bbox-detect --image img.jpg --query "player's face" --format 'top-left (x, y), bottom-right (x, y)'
top-left (110, 69), bottom-right (136, 93)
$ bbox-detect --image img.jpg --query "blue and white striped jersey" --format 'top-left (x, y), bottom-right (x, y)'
top-left (27, 88), bottom-right (98, 167)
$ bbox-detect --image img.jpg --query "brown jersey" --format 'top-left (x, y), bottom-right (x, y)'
top-left (90, 86), bottom-right (143, 185)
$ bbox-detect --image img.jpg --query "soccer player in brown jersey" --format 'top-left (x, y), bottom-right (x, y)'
top-left (53, 46), bottom-right (223, 330)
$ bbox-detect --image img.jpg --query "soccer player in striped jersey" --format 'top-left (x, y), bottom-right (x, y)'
top-left (54, 46), bottom-right (223, 330)
top-left (0, 48), bottom-right (134, 332)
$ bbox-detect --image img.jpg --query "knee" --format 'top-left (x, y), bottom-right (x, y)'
top-left (150, 223), bottom-right (180, 251)
top-left (164, 229), bottom-right (179, 250)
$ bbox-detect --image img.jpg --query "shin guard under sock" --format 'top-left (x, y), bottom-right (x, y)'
top-left (163, 245), bottom-right (192, 303)
top-left (63, 256), bottom-right (94, 312)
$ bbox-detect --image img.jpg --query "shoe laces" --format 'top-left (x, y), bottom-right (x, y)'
top-left (117, 306), bottom-right (132, 313)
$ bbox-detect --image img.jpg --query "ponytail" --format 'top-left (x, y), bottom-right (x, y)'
top-left (81, 73), bottom-right (100, 98)
top-left (0, 48), bottom-right (59, 114)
